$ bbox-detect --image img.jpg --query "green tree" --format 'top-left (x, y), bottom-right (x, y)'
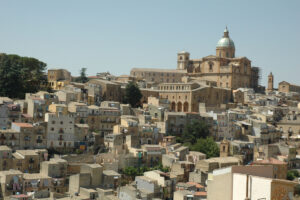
top-left (287, 171), bottom-right (295, 181)
top-left (124, 81), bottom-right (142, 108)
top-left (181, 119), bottom-right (210, 145)
top-left (190, 137), bottom-right (220, 158)
top-left (287, 170), bottom-right (300, 180)
top-left (0, 54), bottom-right (46, 98)
top-left (124, 166), bottom-right (138, 178)
top-left (76, 68), bottom-right (89, 83)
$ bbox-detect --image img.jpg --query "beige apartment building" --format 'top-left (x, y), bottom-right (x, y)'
top-left (87, 102), bottom-right (121, 135)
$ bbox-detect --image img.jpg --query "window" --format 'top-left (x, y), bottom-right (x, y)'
top-left (209, 62), bottom-right (213, 71)
top-left (52, 121), bottom-right (55, 124)
top-left (60, 121), bottom-right (63, 125)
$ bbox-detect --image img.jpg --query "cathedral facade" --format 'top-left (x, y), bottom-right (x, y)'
top-left (177, 27), bottom-right (260, 90)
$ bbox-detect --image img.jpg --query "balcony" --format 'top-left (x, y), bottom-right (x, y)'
top-left (24, 136), bottom-right (31, 141)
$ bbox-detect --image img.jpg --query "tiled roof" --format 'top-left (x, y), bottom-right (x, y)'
top-left (194, 191), bottom-right (207, 196)
top-left (186, 182), bottom-right (205, 188)
top-left (12, 122), bottom-right (33, 128)
top-left (253, 157), bottom-right (287, 165)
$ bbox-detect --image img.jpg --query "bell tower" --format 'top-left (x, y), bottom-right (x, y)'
top-left (267, 72), bottom-right (274, 92)
top-left (220, 140), bottom-right (230, 157)
top-left (177, 51), bottom-right (190, 70)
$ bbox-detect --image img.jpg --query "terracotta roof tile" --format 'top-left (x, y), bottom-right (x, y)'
top-left (12, 123), bottom-right (33, 128)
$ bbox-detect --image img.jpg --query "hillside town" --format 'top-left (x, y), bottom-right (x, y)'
top-left (1, 28), bottom-right (300, 200)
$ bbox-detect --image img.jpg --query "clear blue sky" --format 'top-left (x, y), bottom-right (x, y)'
top-left (0, 0), bottom-right (299, 87)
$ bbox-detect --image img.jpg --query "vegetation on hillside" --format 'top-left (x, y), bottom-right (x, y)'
top-left (190, 137), bottom-right (220, 158)
top-left (75, 67), bottom-right (89, 83)
top-left (122, 164), bottom-right (169, 183)
top-left (123, 81), bottom-right (142, 108)
top-left (172, 119), bottom-right (219, 158)
top-left (0, 53), bottom-right (48, 98)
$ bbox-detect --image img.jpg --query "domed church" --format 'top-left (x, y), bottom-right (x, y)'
top-left (177, 27), bottom-right (259, 90)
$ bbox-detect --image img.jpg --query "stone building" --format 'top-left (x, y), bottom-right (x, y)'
top-left (68, 102), bottom-right (89, 124)
top-left (130, 68), bottom-right (186, 83)
top-left (178, 27), bottom-right (260, 90)
top-left (86, 79), bottom-right (122, 102)
top-left (0, 145), bottom-right (13, 171)
top-left (40, 158), bottom-right (68, 193)
top-left (253, 158), bottom-right (288, 179)
top-left (45, 113), bottom-right (75, 151)
top-left (267, 72), bottom-right (274, 92)
top-left (0, 100), bottom-right (10, 129)
top-left (278, 81), bottom-right (300, 94)
top-left (158, 82), bottom-right (232, 112)
top-left (164, 112), bottom-right (201, 136)
top-left (87, 103), bottom-right (121, 135)
top-left (47, 69), bottom-right (72, 90)
top-left (0, 129), bottom-right (19, 149)
top-left (131, 27), bottom-right (260, 91)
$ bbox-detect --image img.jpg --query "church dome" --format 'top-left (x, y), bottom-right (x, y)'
top-left (216, 27), bottom-right (235, 48)
top-left (217, 37), bottom-right (235, 48)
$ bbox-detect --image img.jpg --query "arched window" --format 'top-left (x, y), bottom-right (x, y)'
top-left (209, 62), bottom-right (214, 71)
